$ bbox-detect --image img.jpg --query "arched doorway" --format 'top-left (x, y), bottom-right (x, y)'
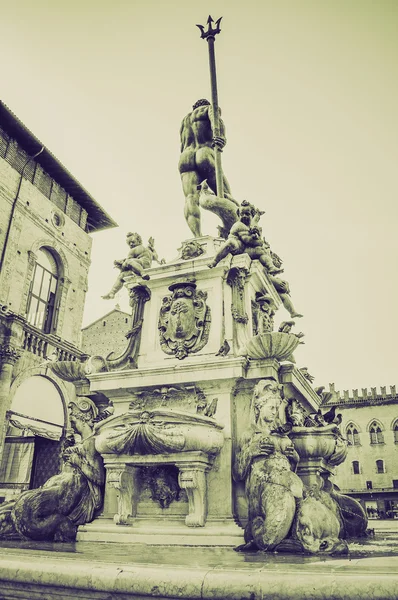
top-left (0, 376), bottom-right (66, 501)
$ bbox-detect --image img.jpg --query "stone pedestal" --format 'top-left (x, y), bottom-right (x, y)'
top-left (80, 236), bottom-right (321, 545)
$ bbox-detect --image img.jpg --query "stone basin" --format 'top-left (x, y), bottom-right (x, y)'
top-left (289, 423), bottom-right (348, 466)
top-left (94, 408), bottom-right (224, 456)
top-left (244, 332), bottom-right (300, 361)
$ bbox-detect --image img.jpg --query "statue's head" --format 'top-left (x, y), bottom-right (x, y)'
top-left (237, 200), bottom-right (256, 226)
top-left (252, 379), bottom-right (284, 430)
top-left (68, 397), bottom-right (98, 433)
top-left (126, 232), bottom-right (142, 248)
top-left (256, 294), bottom-right (275, 316)
top-left (192, 99), bottom-right (210, 110)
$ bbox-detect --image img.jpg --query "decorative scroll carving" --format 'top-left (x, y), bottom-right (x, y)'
top-left (107, 466), bottom-right (138, 525)
top-left (158, 281), bottom-right (211, 360)
top-left (178, 466), bottom-right (208, 527)
top-left (106, 284), bottom-right (151, 370)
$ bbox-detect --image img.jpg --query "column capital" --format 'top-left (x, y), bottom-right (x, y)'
top-left (0, 344), bottom-right (21, 365)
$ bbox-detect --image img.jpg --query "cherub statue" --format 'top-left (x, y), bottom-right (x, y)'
top-left (207, 201), bottom-right (280, 273)
top-left (208, 201), bottom-right (303, 318)
top-left (233, 379), bottom-right (303, 551)
top-left (102, 232), bottom-right (153, 300)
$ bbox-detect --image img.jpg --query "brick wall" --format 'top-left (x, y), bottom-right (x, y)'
top-left (81, 309), bottom-right (131, 358)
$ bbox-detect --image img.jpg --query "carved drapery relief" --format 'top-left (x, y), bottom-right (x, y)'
top-left (158, 281), bottom-right (211, 359)
top-left (178, 465), bottom-right (208, 527)
top-left (99, 411), bottom-right (186, 455)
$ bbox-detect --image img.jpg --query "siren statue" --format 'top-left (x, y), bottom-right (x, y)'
top-left (0, 398), bottom-right (104, 542)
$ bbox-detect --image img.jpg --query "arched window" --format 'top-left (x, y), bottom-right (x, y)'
top-left (394, 422), bottom-right (398, 443)
top-left (352, 460), bottom-right (360, 474)
top-left (346, 424), bottom-right (360, 446)
top-left (369, 421), bottom-right (384, 444)
top-left (27, 248), bottom-right (59, 333)
top-left (376, 459), bottom-right (385, 474)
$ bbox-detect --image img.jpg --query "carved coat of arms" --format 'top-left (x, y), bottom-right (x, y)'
top-left (158, 281), bottom-right (211, 359)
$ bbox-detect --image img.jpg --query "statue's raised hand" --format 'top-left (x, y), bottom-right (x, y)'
top-left (212, 135), bottom-right (226, 149)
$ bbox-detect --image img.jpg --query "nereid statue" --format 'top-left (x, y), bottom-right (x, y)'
top-left (0, 398), bottom-right (104, 542)
top-left (234, 379), bottom-right (303, 551)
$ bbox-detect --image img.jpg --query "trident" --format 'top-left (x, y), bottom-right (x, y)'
top-left (196, 16), bottom-right (224, 199)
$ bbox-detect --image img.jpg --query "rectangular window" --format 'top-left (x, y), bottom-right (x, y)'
top-left (27, 297), bottom-right (38, 325)
top-left (376, 460), bottom-right (385, 474)
top-left (366, 481), bottom-right (373, 490)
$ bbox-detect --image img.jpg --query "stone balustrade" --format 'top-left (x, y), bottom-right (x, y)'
top-left (22, 322), bottom-right (84, 362)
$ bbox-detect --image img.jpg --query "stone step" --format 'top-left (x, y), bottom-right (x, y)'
top-left (77, 518), bottom-right (244, 546)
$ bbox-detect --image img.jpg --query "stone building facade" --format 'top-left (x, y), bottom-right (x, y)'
top-left (0, 100), bottom-right (116, 501)
top-left (322, 384), bottom-right (398, 519)
top-left (81, 307), bottom-right (131, 358)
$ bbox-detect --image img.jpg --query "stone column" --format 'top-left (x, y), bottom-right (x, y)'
top-left (0, 344), bottom-right (20, 459)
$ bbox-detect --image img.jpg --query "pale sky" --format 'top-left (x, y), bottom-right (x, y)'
top-left (1, 0), bottom-right (397, 392)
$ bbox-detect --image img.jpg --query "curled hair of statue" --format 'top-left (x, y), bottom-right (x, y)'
top-left (192, 99), bottom-right (211, 110)
top-left (126, 232), bottom-right (142, 245)
top-left (68, 397), bottom-right (98, 424)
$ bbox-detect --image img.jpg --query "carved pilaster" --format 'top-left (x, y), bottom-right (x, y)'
top-left (178, 466), bottom-right (209, 527)
top-left (227, 267), bottom-right (250, 354)
top-left (251, 293), bottom-right (275, 335)
top-left (106, 466), bottom-right (139, 525)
